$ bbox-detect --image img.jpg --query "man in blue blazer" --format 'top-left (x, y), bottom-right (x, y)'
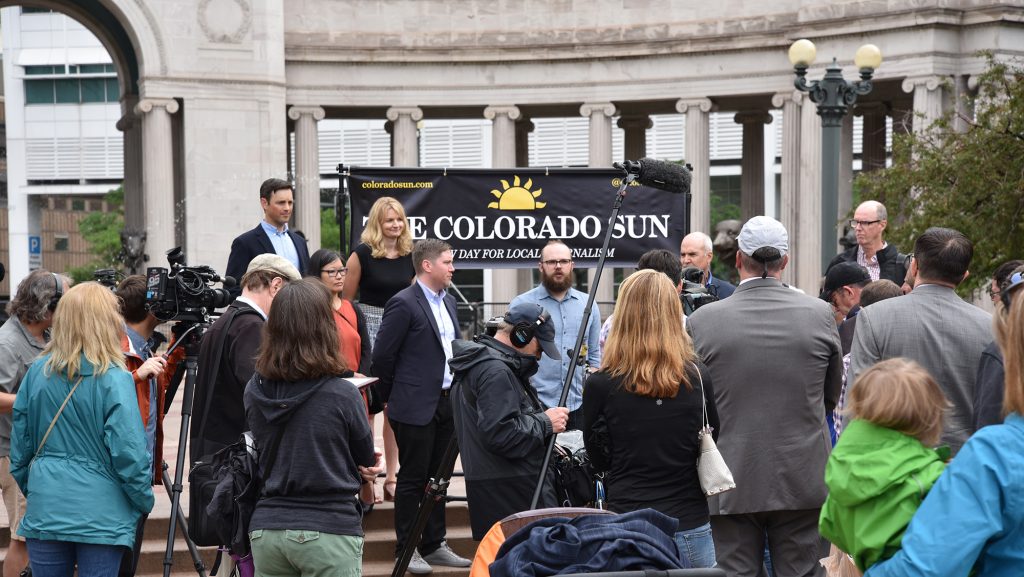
top-left (225, 178), bottom-right (309, 296)
top-left (371, 238), bottom-right (470, 574)
top-left (681, 231), bottom-right (736, 299)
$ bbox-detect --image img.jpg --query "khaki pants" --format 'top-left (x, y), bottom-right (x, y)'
top-left (249, 529), bottom-right (362, 577)
top-left (0, 456), bottom-right (27, 541)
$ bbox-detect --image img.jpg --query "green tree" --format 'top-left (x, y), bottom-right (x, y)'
top-left (321, 207), bottom-right (341, 253)
top-left (856, 55), bottom-right (1024, 295)
top-left (68, 185), bottom-right (125, 283)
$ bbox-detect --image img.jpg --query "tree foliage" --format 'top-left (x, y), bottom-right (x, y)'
top-left (69, 185), bottom-right (125, 283)
top-left (856, 55), bottom-right (1024, 295)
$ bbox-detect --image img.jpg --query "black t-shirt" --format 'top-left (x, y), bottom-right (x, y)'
top-left (353, 243), bottom-right (415, 307)
top-left (582, 362), bottom-right (719, 531)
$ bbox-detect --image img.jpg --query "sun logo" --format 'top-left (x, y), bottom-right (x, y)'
top-left (488, 175), bottom-right (546, 210)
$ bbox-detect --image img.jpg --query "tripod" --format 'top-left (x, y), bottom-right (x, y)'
top-left (162, 322), bottom-right (210, 577)
top-left (391, 437), bottom-right (460, 577)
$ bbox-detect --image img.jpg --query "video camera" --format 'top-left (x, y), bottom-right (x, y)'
top-left (680, 266), bottom-right (719, 316)
top-left (145, 247), bottom-right (235, 324)
top-left (93, 268), bottom-right (122, 290)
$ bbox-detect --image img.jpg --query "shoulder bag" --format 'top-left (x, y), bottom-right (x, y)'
top-left (694, 363), bottom-right (736, 496)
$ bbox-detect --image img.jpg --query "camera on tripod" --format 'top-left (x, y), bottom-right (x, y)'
top-left (146, 247), bottom-right (235, 323)
top-left (680, 266), bottom-right (719, 316)
top-left (93, 268), bottom-right (121, 290)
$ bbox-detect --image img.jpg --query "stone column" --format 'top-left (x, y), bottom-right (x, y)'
top-left (515, 118), bottom-right (534, 168)
top-left (857, 102), bottom-right (888, 172)
top-left (771, 91), bottom-right (802, 286)
top-left (117, 101), bottom-right (144, 233)
top-left (288, 105), bottom-right (326, 252)
top-left (734, 111), bottom-right (773, 221)
top-left (676, 98), bottom-right (713, 235)
top-left (617, 115), bottom-right (652, 161)
top-left (484, 105), bottom-right (520, 168)
top-left (579, 102), bottom-right (618, 307)
top-left (485, 105), bottom-right (523, 305)
top-left (797, 93), bottom-right (822, 293)
top-left (386, 106), bottom-right (423, 167)
top-left (901, 76), bottom-right (948, 135)
top-left (135, 98), bottom-right (179, 261)
top-left (839, 114), bottom-right (854, 225)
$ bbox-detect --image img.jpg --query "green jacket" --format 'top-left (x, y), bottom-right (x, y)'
top-left (11, 355), bottom-right (154, 547)
top-left (819, 419), bottom-right (948, 572)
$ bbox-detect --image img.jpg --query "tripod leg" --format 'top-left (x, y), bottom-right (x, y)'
top-left (165, 351), bottom-right (201, 577)
top-left (162, 463), bottom-right (208, 577)
top-left (391, 437), bottom-right (459, 577)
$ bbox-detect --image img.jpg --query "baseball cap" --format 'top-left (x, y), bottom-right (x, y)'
top-left (246, 254), bottom-right (301, 281)
top-left (820, 262), bottom-right (871, 302)
top-left (504, 302), bottom-right (561, 360)
top-left (737, 216), bottom-right (789, 258)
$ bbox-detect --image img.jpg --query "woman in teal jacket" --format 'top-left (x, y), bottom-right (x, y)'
top-left (10, 282), bottom-right (154, 577)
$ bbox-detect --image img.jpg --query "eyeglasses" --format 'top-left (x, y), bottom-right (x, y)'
top-left (849, 219), bottom-right (882, 228)
top-left (321, 268), bottom-right (348, 277)
top-left (541, 259), bottom-right (572, 268)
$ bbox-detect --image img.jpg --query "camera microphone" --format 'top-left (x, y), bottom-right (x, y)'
top-left (221, 275), bottom-right (237, 289)
top-left (614, 158), bottom-right (692, 195)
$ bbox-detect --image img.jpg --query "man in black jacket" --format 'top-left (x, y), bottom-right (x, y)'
top-left (450, 302), bottom-right (569, 540)
top-left (827, 200), bottom-right (907, 285)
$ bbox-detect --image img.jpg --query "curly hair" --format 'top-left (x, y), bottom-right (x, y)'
top-left (7, 270), bottom-right (71, 324)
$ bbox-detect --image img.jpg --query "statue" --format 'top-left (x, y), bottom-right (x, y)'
top-left (119, 229), bottom-right (147, 275)
top-left (712, 219), bottom-right (742, 284)
top-left (839, 225), bottom-right (857, 252)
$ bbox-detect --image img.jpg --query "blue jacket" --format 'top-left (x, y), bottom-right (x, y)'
top-left (11, 355), bottom-right (154, 547)
top-left (865, 413), bottom-right (1024, 577)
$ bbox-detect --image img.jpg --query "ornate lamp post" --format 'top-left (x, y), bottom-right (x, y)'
top-left (789, 39), bottom-right (882, 273)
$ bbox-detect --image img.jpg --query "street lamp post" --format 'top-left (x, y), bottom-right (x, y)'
top-left (788, 39), bottom-right (882, 274)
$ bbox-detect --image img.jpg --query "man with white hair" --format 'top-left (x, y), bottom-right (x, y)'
top-left (688, 216), bottom-right (842, 577)
top-left (827, 200), bottom-right (908, 284)
top-left (680, 231), bottom-right (736, 298)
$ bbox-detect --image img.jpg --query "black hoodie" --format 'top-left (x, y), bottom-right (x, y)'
top-left (244, 373), bottom-right (375, 537)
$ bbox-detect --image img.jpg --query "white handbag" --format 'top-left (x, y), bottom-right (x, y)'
top-left (694, 364), bottom-right (736, 496)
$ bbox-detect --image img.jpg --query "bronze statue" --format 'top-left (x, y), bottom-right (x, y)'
top-left (712, 219), bottom-right (741, 284)
top-left (119, 229), bottom-right (147, 275)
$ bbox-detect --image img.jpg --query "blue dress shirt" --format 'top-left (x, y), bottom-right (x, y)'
top-left (417, 280), bottom-right (456, 389)
top-left (259, 220), bottom-right (301, 272)
top-left (509, 285), bottom-right (602, 411)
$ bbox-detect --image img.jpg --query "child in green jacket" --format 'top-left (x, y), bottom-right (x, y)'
top-left (819, 358), bottom-right (951, 573)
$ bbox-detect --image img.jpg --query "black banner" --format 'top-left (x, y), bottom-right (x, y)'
top-left (345, 166), bottom-right (689, 268)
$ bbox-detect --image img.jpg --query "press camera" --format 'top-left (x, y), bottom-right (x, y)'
top-left (145, 247), bottom-right (234, 323)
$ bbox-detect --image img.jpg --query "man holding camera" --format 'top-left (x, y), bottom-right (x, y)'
top-left (115, 275), bottom-right (186, 577)
top-left (450, 302), bottom-right (569, 540)
top-left (190, 254), bottom-right (301, 464)
top-left (680, 231), bottom-right (735, 298)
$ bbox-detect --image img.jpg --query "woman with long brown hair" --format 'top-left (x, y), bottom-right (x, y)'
top-left (582, 269), bottom-right (719, 568)
top-left (11, 283), bottom-right (153, 577)
top-left (343, 196), bottom-right (414, 501)
top-left (244, 279), bottom-right (379, 576)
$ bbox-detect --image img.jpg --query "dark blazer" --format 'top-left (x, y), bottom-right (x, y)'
top-left (225, 224), bottom-right (310, 295)
top-left (709, 275), bottom-right (736, 299)
top-left (827, 243), bottom-right (907, 285)
top-left (371, 282), bottom-right (461, 427)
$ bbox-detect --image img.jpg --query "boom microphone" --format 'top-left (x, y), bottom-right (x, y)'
top-left (613, 158), bottom-right (692, 194)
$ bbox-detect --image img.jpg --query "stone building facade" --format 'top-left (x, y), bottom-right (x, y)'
top-left (3, 0), bottom-right (1021, 296)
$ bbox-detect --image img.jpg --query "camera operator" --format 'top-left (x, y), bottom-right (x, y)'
top-left (450, 302), bottom-right (568, 540)
top-left (115, 275), bottom-right (186, 577)
top-left (189, 254), bottom-right (301, 465)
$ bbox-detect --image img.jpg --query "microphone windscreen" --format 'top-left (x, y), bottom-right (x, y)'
top-left (222, 275), bottom-right (237, 288)
top-left (638, 158), bottom-right (692, 194)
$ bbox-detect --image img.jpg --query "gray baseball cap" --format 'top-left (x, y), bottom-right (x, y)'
top-left (737, 216), bottom-right (789, 257)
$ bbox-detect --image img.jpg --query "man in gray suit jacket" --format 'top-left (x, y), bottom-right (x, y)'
top-left (849, 227), bottom-right (992, 454)
top-left (689, 216), bottom-right (842, 577)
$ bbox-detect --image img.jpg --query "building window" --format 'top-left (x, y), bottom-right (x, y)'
top-left (24, 78), bottom-right (119, 105)
top-left (71, 199), bottom-right (86, 211)
top-left (54, 234), bottom-right (69, 252)
top-left (22, 7), bottom-right (53, 13)
top-left (25, 65), bottom-right (62, 75)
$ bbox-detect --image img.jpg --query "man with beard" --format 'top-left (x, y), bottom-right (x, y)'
top-left (449, 302), bottom-right (569, 539)
top-left (510, 240), bottom-right (602, 430)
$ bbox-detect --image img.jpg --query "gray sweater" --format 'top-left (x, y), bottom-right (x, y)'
top-left (244, 373), bottom-right (375, 536)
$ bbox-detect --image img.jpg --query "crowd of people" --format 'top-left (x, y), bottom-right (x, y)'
top-left (0, 179), bottom-right (1021, 577)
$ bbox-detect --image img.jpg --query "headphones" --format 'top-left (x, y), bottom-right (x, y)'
top-left (506, 309), bottom-right (550, 349)
top-left (48, 273), bottom-right (63, 312)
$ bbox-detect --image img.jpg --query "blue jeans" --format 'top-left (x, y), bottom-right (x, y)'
top-left (26, 539), bottom-right (125, 577)
top-left (674, 522), bottom-right (717, 568)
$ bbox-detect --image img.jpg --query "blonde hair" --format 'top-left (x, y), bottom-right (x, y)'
top-left (995, 278), bottom-right (1024, 415)
top-left (848, 358), bottom-right (950, 445)
top-left (44, 282), bottom-right (126, 379)
top-left (361, 197), bottom-right (413, 258)
top-left (602, 269), bottom-right (694, 397)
